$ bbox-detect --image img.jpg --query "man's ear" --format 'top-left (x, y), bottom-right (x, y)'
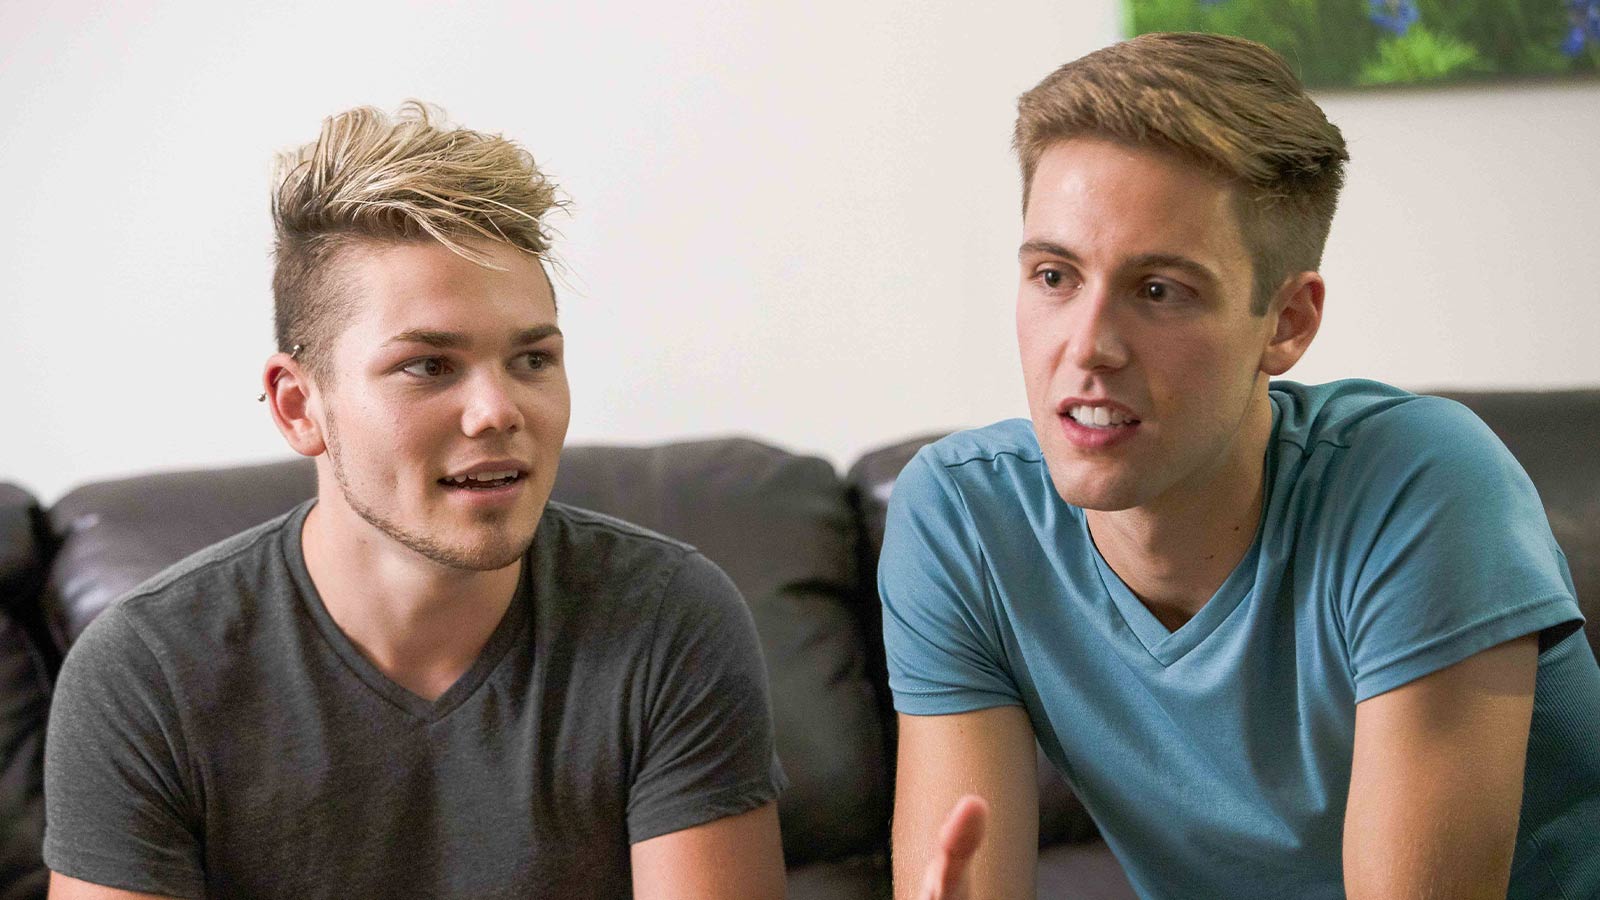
top-left (1261, 272), bottom-right (1324, 377)
top-left (263, 353), bottom-right (326, 457)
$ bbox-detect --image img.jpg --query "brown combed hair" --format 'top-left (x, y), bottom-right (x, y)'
top-left (1014, 32), bottom-right (1349, 313)
top-left (271, 101), bottom-right (561, 379)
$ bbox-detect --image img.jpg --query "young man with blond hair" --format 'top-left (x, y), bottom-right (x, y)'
top-left (43, 103), bottom-right (787, 899)
top-left (885, 33), bottom-right (1599, 900)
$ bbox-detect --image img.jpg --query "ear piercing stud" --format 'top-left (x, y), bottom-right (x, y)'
top-left (257, 344), bottom-right (303, 402)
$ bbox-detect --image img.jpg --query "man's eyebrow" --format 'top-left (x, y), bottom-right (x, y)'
top-left (384, 329), bottom-right (468, 349)
top-left (383, 324), bottom-right (562, 349)
top-left (1125, 253), bottom-right (1219, 286)
top-left (1018, 240), bottom-right (1079, 261)
top-left (512, 324), bottom-right (562, 344)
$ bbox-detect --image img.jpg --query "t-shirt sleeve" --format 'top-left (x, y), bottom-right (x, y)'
top-left (43, 606), bottom-right (204, 898)
top-left (879, 449), bottom-right (1022, 716)
top-left (1340, 398), bottom-right (1583, 702)
top-left (625, 551), bottom-right (787, 844)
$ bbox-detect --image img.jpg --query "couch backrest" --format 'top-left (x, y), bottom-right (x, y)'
top-left (1, 485), bottom-right (49, 615)
top-left (1, 484), bottom-right (52, 900)
top-left (37, 441), bottom-right (890, 871)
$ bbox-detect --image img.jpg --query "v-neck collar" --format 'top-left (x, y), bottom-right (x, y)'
top-left (1080, 402), bottom-right (1280, 667)
top-left (281, 501), bottom-right (531, 723)
top-left (1085, 512), bottom-right (1264, 666)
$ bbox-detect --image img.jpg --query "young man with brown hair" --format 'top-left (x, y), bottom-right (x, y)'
top-left (43, 103), bottom-right (787, 899)
top-left (884, 33), bottom-right (1599, 900)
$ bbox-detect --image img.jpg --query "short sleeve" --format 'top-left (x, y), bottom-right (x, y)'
top-left (1340, 399), bottom-right (1583, 702)
top-left (43, 607), bottom-right (204, 897)
top-left (626, 552), bottom-right (786, 844)
top-left (879, 449), bottom-right (1022, 716)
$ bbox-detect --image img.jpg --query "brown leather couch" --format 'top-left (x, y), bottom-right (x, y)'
top-left (4, 388), bottom-right (1596, 899)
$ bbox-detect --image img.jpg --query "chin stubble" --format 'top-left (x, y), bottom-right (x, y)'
top-left (323, 406), bottom-right (531, 572)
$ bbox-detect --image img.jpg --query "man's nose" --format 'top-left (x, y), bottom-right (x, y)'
top-left (460, 369), bottom-right (525, 437)
top-left (1067, 287), bottom-right (1129, 372)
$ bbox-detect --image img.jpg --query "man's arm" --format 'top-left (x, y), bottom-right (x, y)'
top-left (48, 873), bottom-right (176, 900)
top-left (630, 802), bottom-right (785, 900)
top-left (43, 612), bottom-right (204, 899)
top-left (893, 706), bottom-right (1039, 900)
top-left (1344, 634), bottom-right (1539, 899)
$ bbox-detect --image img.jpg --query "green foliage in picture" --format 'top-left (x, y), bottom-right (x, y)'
top-left (1358, 26), bottom-right (1486, 84)
top-left (1126, 0), bottom-right (1600, 88)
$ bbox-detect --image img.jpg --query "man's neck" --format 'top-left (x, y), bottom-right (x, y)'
top-left (300, 498), bottom-right (521, 702)
top-left (1085, 394), bottom-right (1273, 632)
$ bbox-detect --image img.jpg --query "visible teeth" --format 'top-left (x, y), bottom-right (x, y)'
top-left (1068, 405), bottom-right (1134, 428)
top-left (446, 470), bottom-right (518, 484)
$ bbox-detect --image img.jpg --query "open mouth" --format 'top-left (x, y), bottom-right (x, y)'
top-left (438, 470), bottom-right (524, 491)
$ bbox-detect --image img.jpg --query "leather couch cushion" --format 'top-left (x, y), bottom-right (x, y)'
top-left (785, 853), bottom-right (888, 900)
top-left (1036, 841), bottom-right (1138, 899)
top-left (551, 438), bottom-right (888, 866)
top-left (0, 484), bottom-right (50, 900)
top-left (0, 603), bottom-right (48, 900)
top-left (1, 483), bottom-right (50, 622)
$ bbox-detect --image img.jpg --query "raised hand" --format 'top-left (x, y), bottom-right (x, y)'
top-left (917, 795), bottom-right (989, 900)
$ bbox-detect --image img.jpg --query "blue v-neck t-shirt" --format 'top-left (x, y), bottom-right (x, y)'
top-left (880, 379), bottom-right (1598, 899)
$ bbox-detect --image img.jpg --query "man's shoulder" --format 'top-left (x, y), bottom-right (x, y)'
top-left (1270, 379), bottom-right (1533, 528)
top-left (535, 503), bottom-right (749, 652)
top-left (918, 418), bottom-right (1043, 470)
top-left (535, 501), bottom-right (710, 602)
top-left (54, 507), bottom-right (306, 731)
top-left (104, 505), bottom-right (304, 641)
top-left (882, 419), bottom-right (1064, 563)
top-left (892, 419), bottom-right (1049, 512)
top-left (540, 500), bottom-right (696, 561)
top-left (1272, 378), bottom-right (1492, 456)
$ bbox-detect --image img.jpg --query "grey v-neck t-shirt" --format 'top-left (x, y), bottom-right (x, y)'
top-left (44, 500), bottom-right (786, 898)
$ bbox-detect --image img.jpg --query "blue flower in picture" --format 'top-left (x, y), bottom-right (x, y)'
top-left (1369, 0), bottom-right (1420, 36)
top-left (1563, 0), bottom-right (1600, 57)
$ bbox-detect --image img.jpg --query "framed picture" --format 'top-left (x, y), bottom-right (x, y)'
top-left (1125, 0), bottom-right (1600, 88)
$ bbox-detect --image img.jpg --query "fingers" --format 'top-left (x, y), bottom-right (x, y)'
top-left (939, 794), bottom-right (989, 862)
top-left (920, 794), bottom-right (989, 900)
top-left (919, 849), bottom-right (951, 900)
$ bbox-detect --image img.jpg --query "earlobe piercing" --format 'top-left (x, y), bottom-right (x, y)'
top-left (257, 344), bottom-right (304, 402)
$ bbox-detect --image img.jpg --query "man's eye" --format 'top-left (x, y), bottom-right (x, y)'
top-left (400, 357), bottom-right (450, 378)
top-left (1039, 268), bottom-right (1065, 289)
top-left (1141, 281), bottom-right (1176, 302)
top-left (516, 351), bottom-right (554, 371)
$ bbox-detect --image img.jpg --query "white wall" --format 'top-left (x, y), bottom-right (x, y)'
top-left (3, 1), bottom-right (1597, 503)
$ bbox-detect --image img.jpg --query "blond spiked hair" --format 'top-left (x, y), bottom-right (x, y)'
top-left (271, 101), bottom-right (561, 380)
